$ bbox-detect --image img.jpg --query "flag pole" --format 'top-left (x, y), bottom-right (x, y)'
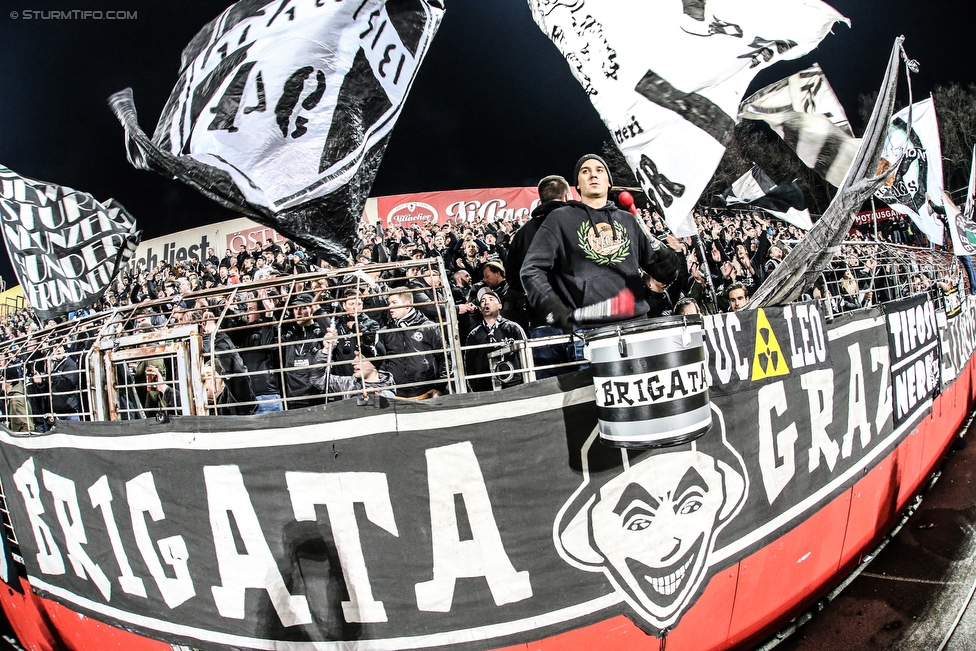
top-left (695, 219), bottom-right (720, 311)
top-left (871, 197), bottom-right (879, 241)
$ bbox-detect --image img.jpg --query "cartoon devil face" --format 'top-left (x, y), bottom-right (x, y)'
top-left (556, 406), bottom-right (746, 632)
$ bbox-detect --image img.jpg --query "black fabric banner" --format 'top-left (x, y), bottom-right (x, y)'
top-left (940, 295), bottom-right (976, 387)
top-left (0, 165), bottom-right (141, 320)
top-left (0, 307), bottom-right (935, 649)
top-left (109, 0), bottom-right (444, 264)
top-left (883, 294), bottom-right (941, 425)
top-left (702, 301), bottom-right (831, 397)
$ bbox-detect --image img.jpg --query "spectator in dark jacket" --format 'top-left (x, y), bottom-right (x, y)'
top-left (233, 291), bottom-right (283, 413)
top-left (281, 293), bottom-right (329, 409)
top-left (202, 359), bottom-right (252, 415)
top-left (521, 154), bottom-right (681, 329)
top-left (327, 289), bottom-right (381, 376)
top-left (464, 288), bottom-right (527, 391)
top-left (506, 175), bottom-right (572, 331)
top-left (381, 289), bottom-right (446, 399)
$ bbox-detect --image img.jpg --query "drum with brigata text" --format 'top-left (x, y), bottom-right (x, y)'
top-left (584, 315), bottom-right (711, 448)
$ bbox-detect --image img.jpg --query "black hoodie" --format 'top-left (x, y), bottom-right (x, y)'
top-left (521, 200), bottom-right (680, 324)
top-left (506, 199), bottom-right (566, 294)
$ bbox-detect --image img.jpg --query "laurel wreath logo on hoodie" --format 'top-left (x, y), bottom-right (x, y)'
top-left (577, 220), bottom-right (630, 265)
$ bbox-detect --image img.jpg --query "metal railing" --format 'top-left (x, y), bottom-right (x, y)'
top-left (5, 241), bottom-right (954, 428)
top-left (0, 258), bottom-right (579, 426)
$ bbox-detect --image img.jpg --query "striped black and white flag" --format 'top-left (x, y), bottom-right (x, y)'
top-left (739, 64), bottom-right (859, 187)
top-left (718, 164), bottom-right (813, 229)
top-left (111, 0), bottom-right (443, 263)
top-left (0, 165), bottom-right (141, 320)
top-left (875, 97), bottom-right (944, 246)
top-left (528, 0), bottom-right (847, 236)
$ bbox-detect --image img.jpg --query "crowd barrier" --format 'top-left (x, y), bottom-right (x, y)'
top-left (0, 280), bottom-right (973, 651)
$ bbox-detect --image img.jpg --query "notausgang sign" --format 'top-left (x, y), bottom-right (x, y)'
top-left (0, 308), bottom-right (938, 649)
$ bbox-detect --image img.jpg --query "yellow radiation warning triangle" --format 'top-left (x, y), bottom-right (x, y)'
top-left (751, 308), bottom-right (790, 381)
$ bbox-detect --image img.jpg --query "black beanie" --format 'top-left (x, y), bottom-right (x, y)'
top-left (573, 154), bottom-right (613, 189)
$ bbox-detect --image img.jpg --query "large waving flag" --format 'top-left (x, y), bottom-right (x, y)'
top-left (528, 0), bottom-right (848, 236)
top-left (875, 97), bottom-right (945, 246)
top-left (718, 164), bottom-right (813, 229)
top-left (111, 0), bottom-right (444, 263)
top-left (0, 165), bottom-right (140, 320)
top-left (946, 147), bottom-right (976, 256)
top-left (739, 64), bottom-right (859, 187)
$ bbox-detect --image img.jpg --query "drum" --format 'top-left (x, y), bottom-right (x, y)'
top-left (584, 315), bottom-right (711, 448)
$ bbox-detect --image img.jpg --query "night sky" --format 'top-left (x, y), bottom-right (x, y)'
top-left (1, 0), bottom-right (974, 287)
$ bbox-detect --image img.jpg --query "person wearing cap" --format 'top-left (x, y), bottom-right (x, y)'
top-left (3, 366), bottom-right (32, 433)
top-left (472, 259), bottom-right (510, 303)
top-left (464, 287), bottom-right (527, 392)
top-left (281, 293), bottom-right (329, 409)
top-left (314, 338), bottom-right (396, 401)
top-left (326, 289), bottom-right (381, 376)
top-left (521, 154), bottom-right (681, 329)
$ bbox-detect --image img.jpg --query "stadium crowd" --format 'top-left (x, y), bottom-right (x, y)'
top-left (0, 180), bottom-right (966, 430)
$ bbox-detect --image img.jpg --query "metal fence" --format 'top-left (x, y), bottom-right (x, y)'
top-left (0, 258), bottom-right (580, 426)
top-left (0, 244), bottom-right (964, 429)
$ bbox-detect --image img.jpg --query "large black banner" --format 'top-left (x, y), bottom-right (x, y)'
top-left (0, 165), bottom-right (140, 320)
top-left (883, 294), bottom-right (940, 425)
top-left (0, 309), bottom-right (943, 649)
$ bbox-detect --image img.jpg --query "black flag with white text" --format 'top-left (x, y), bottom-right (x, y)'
top-left (0, 165), bottom-right (141, 321)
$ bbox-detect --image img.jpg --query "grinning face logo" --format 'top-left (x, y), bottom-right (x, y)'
top-left (556, 404), bottom-right (746, 632)
top-left (592, 451), bottom-right (726, 623)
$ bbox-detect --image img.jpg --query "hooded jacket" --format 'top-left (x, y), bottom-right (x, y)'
top-left (506, 199), bottom-right (566, 295)
top-left (521, 200), bottom-right (681, 323)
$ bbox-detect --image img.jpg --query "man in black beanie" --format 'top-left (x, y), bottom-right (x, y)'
top-left (520, 154), bottom-right (681, 329)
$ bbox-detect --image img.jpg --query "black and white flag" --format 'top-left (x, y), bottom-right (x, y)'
top-left (528, 0), bottom-right (847, 236)
top-left (719, 164), bottom-right (813, 229)
top-left (946, 147), bottom-right (976, 256)
top-left (0, 165), bottom-right (141, 321)
top-left (875, 97), bottom-right (945, 246)
top-left (111, 0), bottom-right (443, 263)
top-left (739, 64), bottom-right (859, 187)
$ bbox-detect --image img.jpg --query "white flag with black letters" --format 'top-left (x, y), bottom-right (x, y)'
top-left (875, 97), bottom-right (945, 246)
top-left (528, 0), bottom-right (848, 236)
top-left (739, 64), bottom-right (859, 187)
top-left (111, 0), bottom-right (443, 263)
top-left (0, 165), bottom-right (141, 321)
